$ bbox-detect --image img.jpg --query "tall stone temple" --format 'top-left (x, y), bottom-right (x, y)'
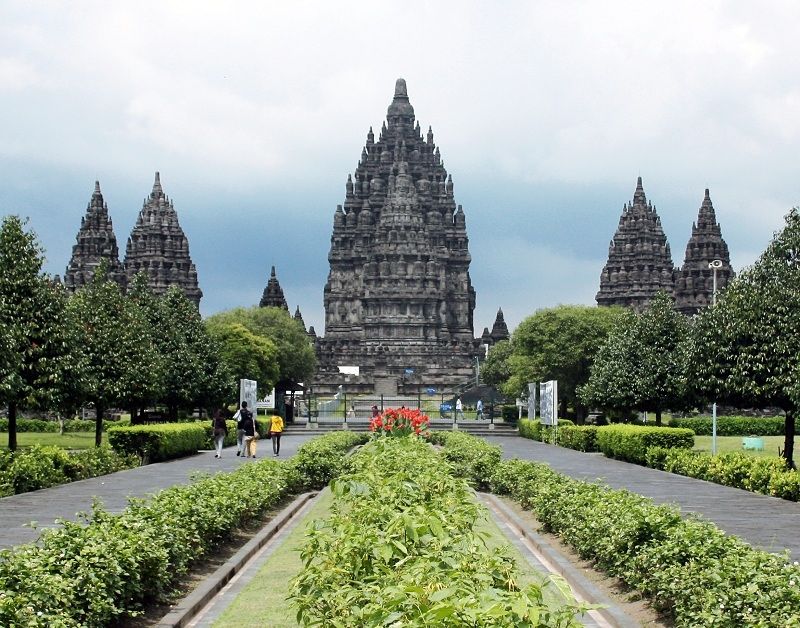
top-left (313, 78), bottom-right (488, 395)
top-left (596, 178), bottom-right (733, 314)
top-left (64, 181), bottom-right (126, 292)
top-left (259, 266), bottom-right (289, 310)
top-left (674, 189), bottom-right (734, 315)
top-left (124, 173), bottom-right (202, 306)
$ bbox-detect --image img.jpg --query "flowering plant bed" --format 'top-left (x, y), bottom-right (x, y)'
top-left (369, 406), bottom-right (430, 437)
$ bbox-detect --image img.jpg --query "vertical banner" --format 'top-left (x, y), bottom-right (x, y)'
top-left (539, 380), bottom-right (558, 426)
top-left (239, 379), bottom-right (257, 413)
top-left (527, 383), bottom-right (537, 421)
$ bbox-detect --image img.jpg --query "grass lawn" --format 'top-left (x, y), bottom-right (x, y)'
top-left (693, 435), bottom-right (799, 459)
top-left (214, 490), bottom-right (571, 627)
top-left (0, 431), bottom-right (104, 450)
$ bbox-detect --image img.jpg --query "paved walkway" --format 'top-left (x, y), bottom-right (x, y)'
top-left (486, 436), bottom-right (800, 558)
top-left (0, 434), bottom-right (318, 550)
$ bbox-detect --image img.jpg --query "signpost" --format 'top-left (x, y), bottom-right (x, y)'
top-left (527, 383), bottom-right (537, 422)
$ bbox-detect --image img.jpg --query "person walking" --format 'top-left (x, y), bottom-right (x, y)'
top-left (211, 408), bottom-right (228, 458)
top-left (241, 403), bottom-right (258, 458)
top-left (455, 396), bottom-right (465, 421)
top-left (233, 401), bottom-right (253, 457)
top-left (270, 414), bottom-right (284, 457)
top-left (476, 398), bottom-right (484, 420)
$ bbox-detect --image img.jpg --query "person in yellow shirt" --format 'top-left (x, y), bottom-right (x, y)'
top-left (270, 414), bottom-right (284, 456)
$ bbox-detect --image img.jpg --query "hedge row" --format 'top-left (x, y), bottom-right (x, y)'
top-left (291, 436), bottom-right (586, 626)
top-left (485, 456), bottom-right (800, 626)
top-left (645, 447), bottom-right (800, 501)
top-left (556, 425), bottom-right (599, 452)
top-left (595, 425), bottom-right (694, 465)
top-left (0, 431), bottom-right (364, 627)
top-left (107, 423), bottom-right (207, 463)
top-left (429, 430), bottom-right (501, 490)
top-left (0, 418), bottom-right (109, 433)
top-left (518, 418), bottom-right (574, 442)
top-left (668, 415), bottom-right (796, 436)
top-left (0, 445), bottom-right (138, 497)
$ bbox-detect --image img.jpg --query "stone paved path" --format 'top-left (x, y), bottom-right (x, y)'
top-left (0, 433), bottom-right (318, 550)
top-left (486, 436), bottom-right (800, 558)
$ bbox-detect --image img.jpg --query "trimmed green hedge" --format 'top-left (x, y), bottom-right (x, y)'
top-left (486, 456), bottom-right (800, 626)
top-left (0, 432), bottom-right (361, 627)
top-left (646, 447), bottom-right (800, 501)
top-left (518, 418), bottom-right (574, 442)
top-left (596, 425), bottom-right (694, 465)
top-left (107, 423), bottom-right (207, 463)
top-left (557, 425), bottom-right (599, 452)
top-left (289, 431), bottom-right (369, 491)
top-left (0, 445), bottom-right (138, 497)
top-left (428, 430), bottom-right (501, 490)
top-left (0, 418), bottom-right (111, 433)
top-left (668, 415), bottom-right (795, 436)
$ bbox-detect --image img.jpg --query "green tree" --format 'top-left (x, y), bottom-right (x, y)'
top-left (67, 265), bottom-right (160, 445)
top-left (0, 216), bottom-right (75, 450)
top-left (506, 305), bottom-right (625, 421)
top-left (156, 287), bottom-right (230, 420)
top-left (480, 339), bottom-right (512, 390)
top-left (580, 292), bottom-right (689, 425)
top-left (205, 320), bottom-right (280, 395)
top-left (205, 306), bottom-right (316, 384)
top-left (688, 208), bottom-right (800, 468)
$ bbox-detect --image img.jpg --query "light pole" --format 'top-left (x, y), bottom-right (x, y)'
top-left (709, 259), bottom-right (723, 455)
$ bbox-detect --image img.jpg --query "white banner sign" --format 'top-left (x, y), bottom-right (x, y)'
top-left (239, 379), bottom-right (258, 413)
top-left (539, 380), bottom-right (558, 426)
top-left (338, 365), bottom-right (360, 376)
top-left (527, 383), bottom-right (537, 421)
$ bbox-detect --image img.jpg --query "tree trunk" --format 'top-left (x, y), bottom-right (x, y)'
top-left (575, 403), bottom-right (586, 425)
top-left (559, 397), bottom-right (567, 422)
top-left (784, 410), bottom-right (796, 470)
top-left (8, 401), bottom-right (17, 452)
top-left (169, 404), bottom-right (178, 422)
top-left (95, 403), bottom-right (104, 447)
top-left (655, 407), bottom-right (662, 426)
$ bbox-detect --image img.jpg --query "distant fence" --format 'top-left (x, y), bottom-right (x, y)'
top-left (297, 393), bottom-right (500, 425)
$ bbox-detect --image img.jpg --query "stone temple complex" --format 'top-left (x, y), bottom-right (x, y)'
top-left (65, 174), bottom-right (202, 306)
top-left (64, 181), bottom-right (126, 292)
top-left (596, 178), bottom-right (733, 314)
top-left (312, 79), bottom-right (504, 395)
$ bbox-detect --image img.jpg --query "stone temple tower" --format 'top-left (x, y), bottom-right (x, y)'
top-left (64, 181), bottom-right (125, 292)
top-left (596, 177), bottom-right (675, 312)
top-left (314, 78), bottom-right (478, 395)
top-left (259, 266), bottom-right (289, 310)
top-left (124, 173), bottom-right (202, 306)
top-left (674, 189), bottom-right (734, 315)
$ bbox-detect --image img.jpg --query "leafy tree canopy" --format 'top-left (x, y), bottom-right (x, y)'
top-left (205, 319), bottom-right (280, 395)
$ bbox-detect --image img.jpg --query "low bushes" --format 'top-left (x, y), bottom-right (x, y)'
top-left (488, 456), bottom-right (800, 626)
top-left (290, 437), bottom-right (587, 626)
top-left (0, 445), bottom-right (138, 496)
top-left (0, 432), bottom-right (360, 627)
top-left (518, 418), bottom-right (574, 442)
top-left (0, 418), bottom-right (100, 433)
top-left (668, 415), bottom-right (794, 436)
top-left (107, 423), bottom-right (207, 463)
top-left (596, 424), bottom-right (694, 465)
top-left (287, 431), bottom-right (368, 491)
top-left (429, 430), bottom-right (501, 490)
top-left (646, 447), bottom-right (800, 501)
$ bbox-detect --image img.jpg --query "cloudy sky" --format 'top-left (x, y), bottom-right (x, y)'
top-left (1, 1), bottom-right (798, 334)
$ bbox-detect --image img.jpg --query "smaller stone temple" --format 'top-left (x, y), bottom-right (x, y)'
top-left (480, 308), bottom-right (510, 348)
top-left (259, 266), bottom-right (289, 310)
top-left (596, 177), bottom-right (675, 311)
top-left (674, 189), bottom-right (734, 315)
top-left (64, 181), bottom-right (126, 292)
top-left (123, 173), bottom-right (202, 306)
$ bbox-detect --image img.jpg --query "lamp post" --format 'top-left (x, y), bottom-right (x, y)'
top-left (709, 259), bottom-right (723, 455)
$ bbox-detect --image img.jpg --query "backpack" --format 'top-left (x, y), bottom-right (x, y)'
top-left (237, 408), bottom-right (252, 429)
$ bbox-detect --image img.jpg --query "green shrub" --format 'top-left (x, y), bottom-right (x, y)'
top-left (0, 445), bottom-right (138, 496)
top-left (596, 425), bottom-right (694, 465)
top-left (518, 418), bottom-right (574, 443)
top-left (290, 437), bottom-right (587, 626)
top-left (434, 430), bottom-right (501, 490)
top-left (286, 431), bottom-right (368, 491)
top-left (0, 432), bottom-right (359, 626)
top-left (668, 415), bottom-right (793, 436)
top-left (107, 423), bottom-right (207, 463)
top-left (488, 457), bottom-right (800, 626)
top-left (501, 404), bottom-right (520, 424)
top-left (0, 418), bottom-right (110, 433)
top-left (557, 425), bottom-right (598, 452)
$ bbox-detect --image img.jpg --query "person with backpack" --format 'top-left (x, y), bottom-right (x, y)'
top-left (232, 401), bottom-right (252, 457)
